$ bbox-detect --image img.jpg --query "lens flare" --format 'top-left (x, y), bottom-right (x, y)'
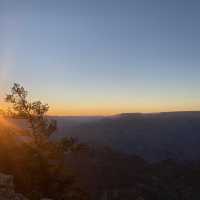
top-left (0, 116), bottom-right (24, 134)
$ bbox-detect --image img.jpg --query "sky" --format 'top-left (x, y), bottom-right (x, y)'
top-left (1, 0), bottom-right (200, 115)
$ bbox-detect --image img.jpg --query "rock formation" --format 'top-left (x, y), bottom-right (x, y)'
top-left (0, 173), bottom-right (28, 200)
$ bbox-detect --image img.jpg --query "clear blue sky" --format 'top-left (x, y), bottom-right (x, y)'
top-left (1, 0), bottom-right (200, 115)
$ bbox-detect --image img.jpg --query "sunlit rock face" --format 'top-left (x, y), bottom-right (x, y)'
top-left (0, 173), bottom-right (28, 200)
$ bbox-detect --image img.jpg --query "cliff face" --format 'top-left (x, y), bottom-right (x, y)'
top-left (0, 173), bottom-right (28, 200)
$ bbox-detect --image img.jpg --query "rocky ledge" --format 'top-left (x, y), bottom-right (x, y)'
top-left (0, 173), bottom-right (28, 200)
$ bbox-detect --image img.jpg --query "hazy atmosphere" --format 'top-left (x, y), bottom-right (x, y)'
top-left (2, 1), bottom-right (200, 200)
top-left (1, 0), bottom-right (200, 115)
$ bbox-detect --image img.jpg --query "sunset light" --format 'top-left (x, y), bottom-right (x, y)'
top-left (1, 1), bottom-right (200, 199)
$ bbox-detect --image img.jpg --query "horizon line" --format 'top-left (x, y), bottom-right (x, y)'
top-left (47, 110), bottom-right (200, 117)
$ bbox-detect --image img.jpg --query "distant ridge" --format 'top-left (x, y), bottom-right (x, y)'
top-left (56, 111), bottom-right (200, 161)
top-left (114, 111), bottom-right (200, 118)
top-left (6, 111), bottom-right (200, 161)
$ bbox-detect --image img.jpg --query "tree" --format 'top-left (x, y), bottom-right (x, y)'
top-left (4, 83), bottom-right (90, 199)
top-left (5, 83), bottom-right (57, 146)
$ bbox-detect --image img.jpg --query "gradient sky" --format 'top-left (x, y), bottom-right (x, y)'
top-left (1, 0), bottom-right (200, 115)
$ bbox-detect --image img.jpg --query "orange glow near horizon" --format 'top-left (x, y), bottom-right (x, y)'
top-left (47, 103), bottom-right (200, 116)
top-left (1, 100), bottom-right (200, 116)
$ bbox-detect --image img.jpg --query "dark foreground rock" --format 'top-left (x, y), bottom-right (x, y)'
top-left (0, 173), bottom-right (28, 200)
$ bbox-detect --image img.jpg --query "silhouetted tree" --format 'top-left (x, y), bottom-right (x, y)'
top-left (4, 83), bottom-right (90, 199)
top-left (5, 83), bottom-right (57, 146)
